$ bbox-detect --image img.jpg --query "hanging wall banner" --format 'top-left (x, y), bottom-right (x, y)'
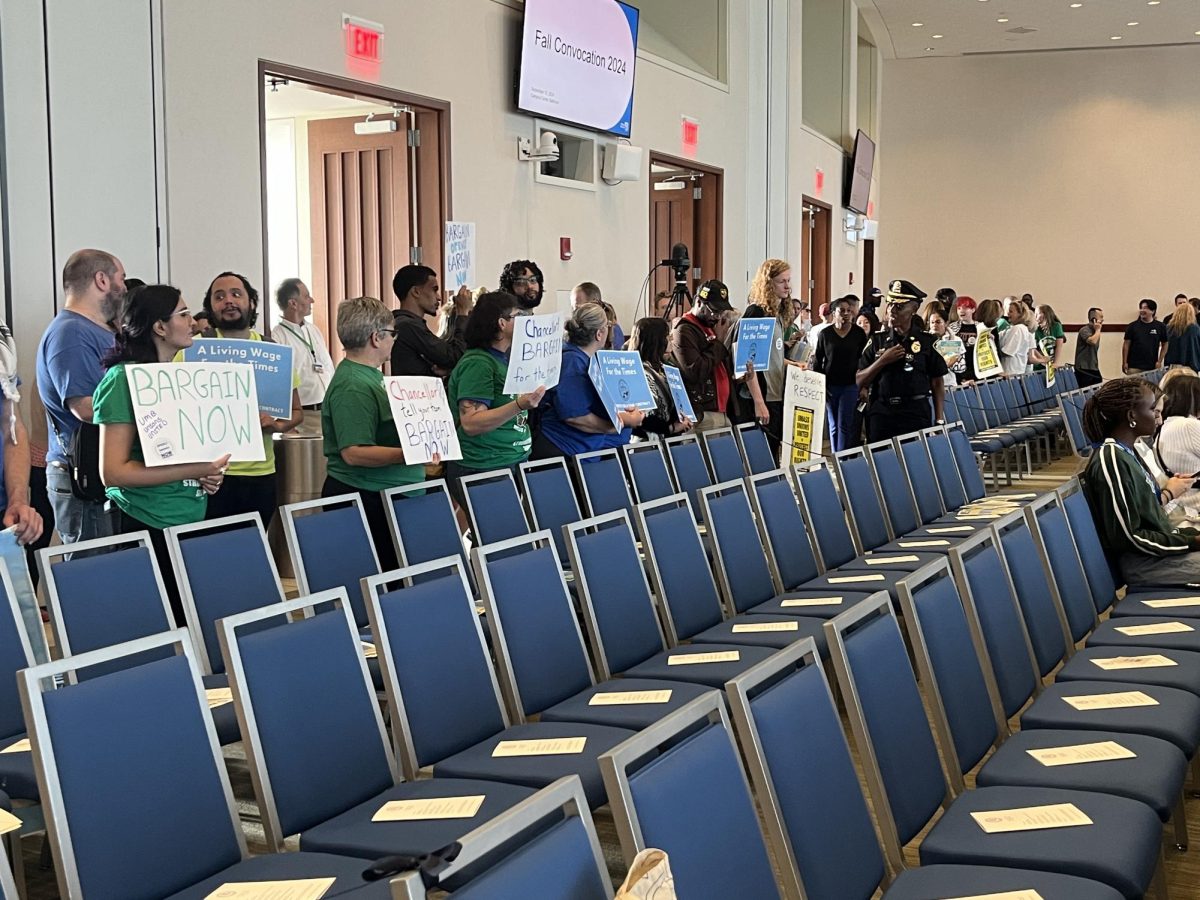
top-left (781, 366), bottom-right (826, 466)
top-left (126, 363), bottom-right (266, 466)
top-left (181, 339), bottom-right (294, 418)
top-left (973, 330), bottom-right (1004, 380)
top-left (385, 376), bottom-right (463, 465)
top-left (503, 313), bottom-right (563, 395)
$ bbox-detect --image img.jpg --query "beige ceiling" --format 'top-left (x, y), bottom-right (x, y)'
top-left (864, 0), bottom-right (1200, 58)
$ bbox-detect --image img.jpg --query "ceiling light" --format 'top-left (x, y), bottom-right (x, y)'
top-left (912, 22), bottom-right (924, 26)
top-left (1127, 21), bottom-right (1139, 26)
top-left (1070, 3), bottom-right (1082, 7)
top-left (1110, 35), bottom-right (1123, 39)
top-left (997, 17), bottom-right (1010, 22)
top-left (1148, 1), bottom-right (1160, 5)
top-left (932, 34), bottom-right (944, 38)
top-left (1195, 30), bottom-right (1200, 34)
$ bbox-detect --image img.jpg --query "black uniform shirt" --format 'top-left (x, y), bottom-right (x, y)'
top-left (858, 325), bottom-right (948, 402)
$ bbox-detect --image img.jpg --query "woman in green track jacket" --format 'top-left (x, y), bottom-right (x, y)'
top-left (1082, 377), bottom-right (1200, 586)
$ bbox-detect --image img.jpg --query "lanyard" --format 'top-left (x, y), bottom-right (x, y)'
top-left (278, 322), bottom-right (316, 359)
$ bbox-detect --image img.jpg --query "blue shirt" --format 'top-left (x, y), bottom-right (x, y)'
top-left (36, 310), bottom-right (115, 465)
top-left (539, 343), bottom-right (631, 455)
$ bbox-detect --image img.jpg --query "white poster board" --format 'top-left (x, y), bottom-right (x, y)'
top-left (781, 366), bottom-right (827, 466)
top-left (384, 376), bottom-right (462, 465)
top-left (444, 221), bottom-right (476, 289)
top-left (126, 362), bottom-right (266, 466)
top-left (503, 312), bottom-right (563, 394)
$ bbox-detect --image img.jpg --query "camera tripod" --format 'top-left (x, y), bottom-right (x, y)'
top-left (661, 273), bottom-right (693, 320)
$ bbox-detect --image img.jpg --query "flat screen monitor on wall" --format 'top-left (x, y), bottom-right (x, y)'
top-left (517, 0), bottom-right (640, 138)
top-left (845, 129), bottom-right (875, 215)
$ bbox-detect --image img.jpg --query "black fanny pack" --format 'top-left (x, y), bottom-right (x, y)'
top-left (55, 421), bottom-right (106, 503)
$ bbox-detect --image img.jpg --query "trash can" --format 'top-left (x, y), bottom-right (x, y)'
top-left (271, 433), bottom-right (326, 579)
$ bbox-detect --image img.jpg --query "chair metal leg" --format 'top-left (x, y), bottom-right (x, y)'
top-left (6, 830), bottom-right (23, 900)
top-left (1152, 846), bottom-right (1171, 900)
top-left (1191, 754), bottom-right (1200, 797)
top-left (1173, 791), bottom-right (1190, 851)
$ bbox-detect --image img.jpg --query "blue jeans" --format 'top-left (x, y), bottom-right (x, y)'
top-left (47, 465), bottom-right (115, 547)
top-left (827, 384), bottom-right (861, 452)
top-left (0, 530), bottom-right (47, 664)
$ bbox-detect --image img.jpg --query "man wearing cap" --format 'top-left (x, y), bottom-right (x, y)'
top-left (670, 279), bottom-right (741, 432)
top-left (857, 279), bottom-right (948, 442)
top-left (807, 302), bottom-right (833, 353)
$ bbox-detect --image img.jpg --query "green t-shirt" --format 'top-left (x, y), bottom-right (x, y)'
top-left (321, 359), bottom-right (424, 491)
top-left (447, 348), bottom-right (532, 469)
top-left (1034, 321), bottom-right (1066, 371)
top-left (92, 363), bottom-right (207, 529)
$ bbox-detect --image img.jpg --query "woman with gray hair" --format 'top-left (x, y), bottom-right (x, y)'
top-left (320, 295), bottom-right (423, 570)
top-left (532, 302), bottom-right (645, 458)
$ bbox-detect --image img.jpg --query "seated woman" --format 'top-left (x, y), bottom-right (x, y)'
top-left (94, 284), bottom-right (228, 622)
top-left (1151, 374), bottom-right (1200, 524)
top-left (626, 317), bottom-right (692, 441)
top-left (533, 303), bottom-right (645, 458)
top-left (446, 291), bottom-right (546, 507)
top-left (1082, 377), bottom-right (1200, 587)
top-left (321, 296), bottom-right (425, 571)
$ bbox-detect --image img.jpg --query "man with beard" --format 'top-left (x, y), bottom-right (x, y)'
top-left (198, 272), bottom-right (302, 526)
top-left (499, 259), bottom-right (545, 312)
top-left (390, 265), bottom-right (467, 377)
top-left (36, 249), bottom-right (126, 546)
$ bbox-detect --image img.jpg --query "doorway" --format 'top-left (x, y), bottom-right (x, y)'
top-left (648, 153), bottom-right (723, 309)
top-left (798, 197), bottom-right (831, 319)
top-left (862, 238), bottom-right (875, 299)
top-left (259, 62), bottom-right (450, 358)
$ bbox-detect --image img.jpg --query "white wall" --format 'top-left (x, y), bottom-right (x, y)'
top-left (879, 44), bottom-right (1200, 326)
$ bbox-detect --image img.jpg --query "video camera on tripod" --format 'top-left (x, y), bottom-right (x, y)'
top-left (660, 242), bottom-right (692, 320)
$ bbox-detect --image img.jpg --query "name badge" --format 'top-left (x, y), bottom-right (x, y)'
top-left (313, 363), bottom-right (325, 374)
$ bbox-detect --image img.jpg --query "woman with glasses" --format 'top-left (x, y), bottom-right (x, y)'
top-left (320, 295), bottom-right (424, 570)
top-left (533, 302), bottom-right (645, 458)
top-left (446, 292), bottom-right (546, 508)
top-left (94, 284), bottom-right (229, 623)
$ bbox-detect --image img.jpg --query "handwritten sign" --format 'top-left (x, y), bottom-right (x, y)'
top-left (589, 350), bottom-right (655, 428)
top-left (182, 339), bottom-right (294, 418)
top-left (663, 364), bottom-right (696, 422)
top-left (974, 330), bottom-right (1003, 379)
top-left (384, 376), bottom-right (462, 465)
top-left (733, 318), bottom-right (777, 377)
top-left (782, 366), bottom-right (826, 465)
top-left (444, 221), bottom-right (476, 289)
top-left (126, 363), bottom-right (265, 466)
top-left (503, 313), bottom-right (562, 394)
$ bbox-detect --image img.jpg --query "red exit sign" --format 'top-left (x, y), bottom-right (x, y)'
top-left (343, 15), bottom-right (384, 63)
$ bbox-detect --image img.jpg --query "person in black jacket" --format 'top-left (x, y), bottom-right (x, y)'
top-left (812, 297), bottom-right (867, 451)
top-left (390, 265), bottom-right (467, 377)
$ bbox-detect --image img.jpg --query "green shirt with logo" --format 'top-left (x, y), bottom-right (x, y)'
top-left (448, 348), bottom-right (532, 469)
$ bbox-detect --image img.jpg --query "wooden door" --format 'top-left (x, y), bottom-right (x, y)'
top-left (799, 197), bottom-right (831, 319)
top-left (650, 179), bottom-right (695, 299)
top-left (308, 116), bottom-right (412, 359)
top-left (862, 238), bottom-right (875, 298)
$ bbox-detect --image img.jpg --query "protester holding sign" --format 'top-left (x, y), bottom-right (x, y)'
top-left (533, 303), bottom-right (644, 458)
top-left (94, 285), bottom-right (230, 622)
top-left (626, 318), bottom-right (692, 440)
top-left (198, 272), bottom-right (301, 526)
top-left (743, 259), bottom-right (799, 451)
top-left (322, 296), bottom-right (425, 571)
top-left (446, 292), bottom-right (546, 507)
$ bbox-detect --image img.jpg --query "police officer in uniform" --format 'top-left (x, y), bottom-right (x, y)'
top-left (856, 279), bottom-right (948, 442)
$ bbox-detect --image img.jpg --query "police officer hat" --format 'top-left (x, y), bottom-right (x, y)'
top-left (886, 279), bottom-right (927, 305)
top-left (696, 279), bottom-right (733, 312)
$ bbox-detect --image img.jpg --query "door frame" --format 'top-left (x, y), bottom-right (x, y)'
top-left (257, 59), bottom-right (453, 333)
top-left (647, 151), bottom-right (724, 288)
top-left (799, 195), bottom-right (832, 320)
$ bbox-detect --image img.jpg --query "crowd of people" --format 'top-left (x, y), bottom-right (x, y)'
top-left (11, 244), bottom-right (1200, 658)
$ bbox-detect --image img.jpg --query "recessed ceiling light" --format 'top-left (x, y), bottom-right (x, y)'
top-left (1110, 35), bottom-right (1123, 39)
top-left (1070, 3), bottom-right (1082, 7)
top-left (912, 22), bottom-right (924, 26)
top-left (997, 17), bottom-right (1010, 22)
top-left (1195, 30), bottom-right (1200, 34)
top-left (1127, 21), bottom-right (1139, 26)
top-left (1148, 1), bottom-right (1161, 5)
top-left (932, 34), bottom-right (944, 38)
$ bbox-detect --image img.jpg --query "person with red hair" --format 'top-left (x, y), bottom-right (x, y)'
top-left (947, 295), bottom-right (979, 383)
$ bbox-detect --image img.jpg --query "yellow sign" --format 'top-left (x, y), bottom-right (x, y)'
top-left (790, 408), bottom-right (814, 465)
top-left (974, 330), bottom-right (1003, 379)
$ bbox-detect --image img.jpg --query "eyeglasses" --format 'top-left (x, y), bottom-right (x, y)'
top-left (376, 328), bottom-right (398, 338)
top-left (165, 309), bottom-right (193, 320)
top-left (501, 312), bottom-right (521, 320)
top-left (511, 277), bottom-right (533, 286)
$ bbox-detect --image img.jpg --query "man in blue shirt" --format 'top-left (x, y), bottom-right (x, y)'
top-left (35, 248), bottom-right (125, 546)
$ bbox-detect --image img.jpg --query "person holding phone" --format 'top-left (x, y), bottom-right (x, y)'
top-left (1075, 307), bottom-right (1104, 387)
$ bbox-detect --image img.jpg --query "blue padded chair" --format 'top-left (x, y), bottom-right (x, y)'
top-left (735, 422), bottom-right (777, 475)
top-left (954, 516), bottom-right (1200, 763)
top-left (38, 532), bottom-right (175, 681)
top-left (389, 777), bottom-right (612, 900)
top-left (622, 441), bottom-right (676, 504)
top-left (700, 427), bottom-right (745, 483)
top-left (697, 480), bottom-right (867, 635)
top-left (726, 637), bottom-right (1129, 900)
top-left (572, 448), bottom-right (633, 518)
top-left (281, 493), bottom-right (379, 629)
top-left (219, 589), bottom-right (535, 860)
top-left (894, 432), bottom-right (947, 524)
top-left (634, 493), bottom-right (831, 655)
top-left (664, 434), bottom-right (712, 514)
top-left (1024, 495), bottom-right (1200, 696)
top-left (362, 557), bottom-right (636, 808)
top-left (823, 597), bottom-right (1168, 899)
top-left (384, 479), bottom-right (468, 581)
top-left (0, 562), bottom-right (38, 803)
top-left (472, 531), bottom-right (715, 731)
top-left (564, 511), bottom-right (776, 690)
top-left (518, 457), bottom-right (583, 565)
top-left (459, 469), bottom-right (530, 547)
top-left (599, 694), bottom-right (782, 900)
top-left (166, 513), bottom-right (288, 677)
top-left (19, 630), bottom-right (395, 900)
top-left (861, 440), bottom-right (927, 538)
top-left (946, 422), bottom-right (990, 502)
top-left (899, 561), bottom-right (1189, 843)
top-left (744, 470), bottom-right (882, 618)
top-left (923, 425), bottom-right (972, 514)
